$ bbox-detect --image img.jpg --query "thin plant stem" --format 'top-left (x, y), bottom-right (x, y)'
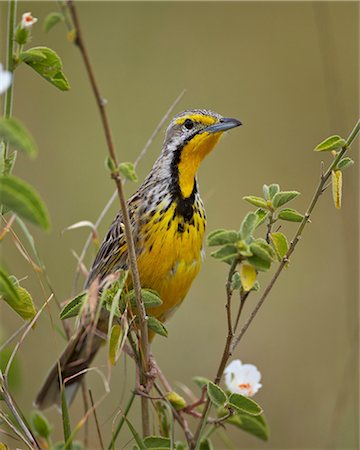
top-left (67, 0), bottom-right (150, 435)
top-left (3, 0), bottom-right (16, 128)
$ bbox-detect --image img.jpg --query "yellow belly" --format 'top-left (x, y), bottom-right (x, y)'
top-left (136, 202), bottom-right (205, 321)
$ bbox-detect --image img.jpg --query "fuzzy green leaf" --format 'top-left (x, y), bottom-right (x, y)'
top-left (270, 232), bottom-right (289, 260)
top-left (119, 162), bottom-right (138, 182)
top-left (109, 324), bottom-right (122, 366)
top-left (223, 410), bottom-right (269, 441)
top-left (210, 245), bottom-right (238, 264)
top-left (272, 191), bottom-right (300, 209)
top-left (0, 118), bottom-right (37, 157)
top-left (268, 184), bottom-right (280, 199)
top-left (127, 289), bottom-right (162, 309)
top-left (0, 269), bottom-right (36, 320)
top-left (246, 255), bottom-right (271, 272)
top-left (0, 175), bottom-right (50, 229)
top-left (148, 316), bottom-right (168, 337)
top-left (228, 393), bottom-right (263, 416)
top-left (43, 12), bottom-right (64, 32)
top-left (278, 208), bottom-right (304, 222)
top-left (239, 212), bottom-right (257, 241)
top-left (193, 376), bottom-right (211, 390)
top-left (254, 208), bottom-right (268, 228)
top-left (250, 240), bottom-right (274, 263)
top-left (336, 157), bottom-right (354, 171)
top-left (143, 436), bottom-right (171, 449)
top-left (31, 410), bottom-right (52, 439)
top-left (206, 229), bottom-right (238, 247)
top-left (262, 184), bottom-right (269, 200)
top-left (231, 271), bottom-right (241, 290)
top-left (314, 135), bottom-right (347, 152)
top-left (60, 292), bottom-right (87, 320)
top-left (21, 46), bottom-right (70, 91)
top-left (207, 381), bottom-right (227, 407)
top-left (243, 196), bottom-right (268, 209)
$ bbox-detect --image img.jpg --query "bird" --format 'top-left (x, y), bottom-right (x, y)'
top-left (35, 109), bottom-right (241, 409)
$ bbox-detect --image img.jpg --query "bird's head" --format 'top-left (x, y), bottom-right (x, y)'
top-left (163, 109), bottom-right (242, 198)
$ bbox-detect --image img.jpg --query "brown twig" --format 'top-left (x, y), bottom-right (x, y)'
top-left (66, 0), bottom-right (150, 435)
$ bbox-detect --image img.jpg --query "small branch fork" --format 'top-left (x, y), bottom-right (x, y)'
top-left (67, 0), bottom-right (150, 436)
top-left (192, 119), bottom-right (360, 448)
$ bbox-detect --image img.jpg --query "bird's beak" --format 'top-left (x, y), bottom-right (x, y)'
top-left (201, 117), bottom-right (242, 134)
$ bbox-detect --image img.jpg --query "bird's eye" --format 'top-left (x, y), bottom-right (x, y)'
top-left (184, 119), bottom-right (194, 130)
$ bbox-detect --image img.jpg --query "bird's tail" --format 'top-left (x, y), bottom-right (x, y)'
top-left (34, 326), bottom-right (104, 410)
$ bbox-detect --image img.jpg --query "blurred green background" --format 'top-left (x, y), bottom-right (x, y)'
top-left (0, 1), bottom-right (359, 449)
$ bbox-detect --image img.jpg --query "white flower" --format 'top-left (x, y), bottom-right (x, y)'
top-left (224, 359), bottom-right (262, 397)
top-left (21, 12), bottom-right (38, 29)
top-left (0, 63), bottom-right (12, 95)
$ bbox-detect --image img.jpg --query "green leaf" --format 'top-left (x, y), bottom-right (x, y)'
top-left (0, 118), bottom-right (37, 157)
top-left (193, 376), bottom-right (211, 390)
top-left (175, 443), bottom-right (186, 450)
top-left (254, 208), bottom-right (268, 228)
top-left (109, 324), bottom-right (122, 366)
top-left (250, 240), bottom-right (274, 263)
top-left (231, 271), bottom-right (241, 290)
top-left (237, 241), bottom-right (253, 257)
top-left (272, 191), bottom-right (300, 209)
top-left (207, 381), bottom-right (227, 407)
top-left (0, 269), bottom-right (36, 320)
top-left (118, 162), bottom-right (138, 182)
top-left (61, 388), bottom-right (73, 450)
top-left (262, 184), bottom-right (269, 200)
top-left (148, 316), bottom-right (168, 337)
top-left (124, 417), bottom-right (146, 450)
top-left (199, 439), bottom-right (213, 450)
top-left (14, 286), bottom-right (37, 320)
top-left (143, 436), bottom-right (171, 449)
top-left (228, 393), bottom-right (263, 416)
top-left (270, 232), bottom-right (289, 260)
top-left (226, 412), bottom-right (269, 441)
top-left (239, 212), bottom-right (257, 241)
top-left (268, 184), bottom-right (280, 200)
top-left (30, 410), bottom-right (52, 439)
top-left (278, 208), bottom-right (304, 222)
top-left (60, 292), bottom-right (87, 320)
top-left (246, 255), bottom-right (271, 272)
top-left (43, 12), bottom-right (64, 32)
top-left (314, 135), bottom-right (347, 152)
top-left (21, 46), bottom-right (70, 91)
top-left (240, 264), bottom-right (257, 291)
top-left (127, 289), bottom-right (162, 309)
top-left (0, 175), bottom-right (50, 229)
top-left (210, 245), bottom-right (238, 264)
top-left (336, 157), bottom-right (354, 171)
top-left (206, 229), bottom-right (238, 247)
top-left (243, 196), bottom-right (268, 209)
